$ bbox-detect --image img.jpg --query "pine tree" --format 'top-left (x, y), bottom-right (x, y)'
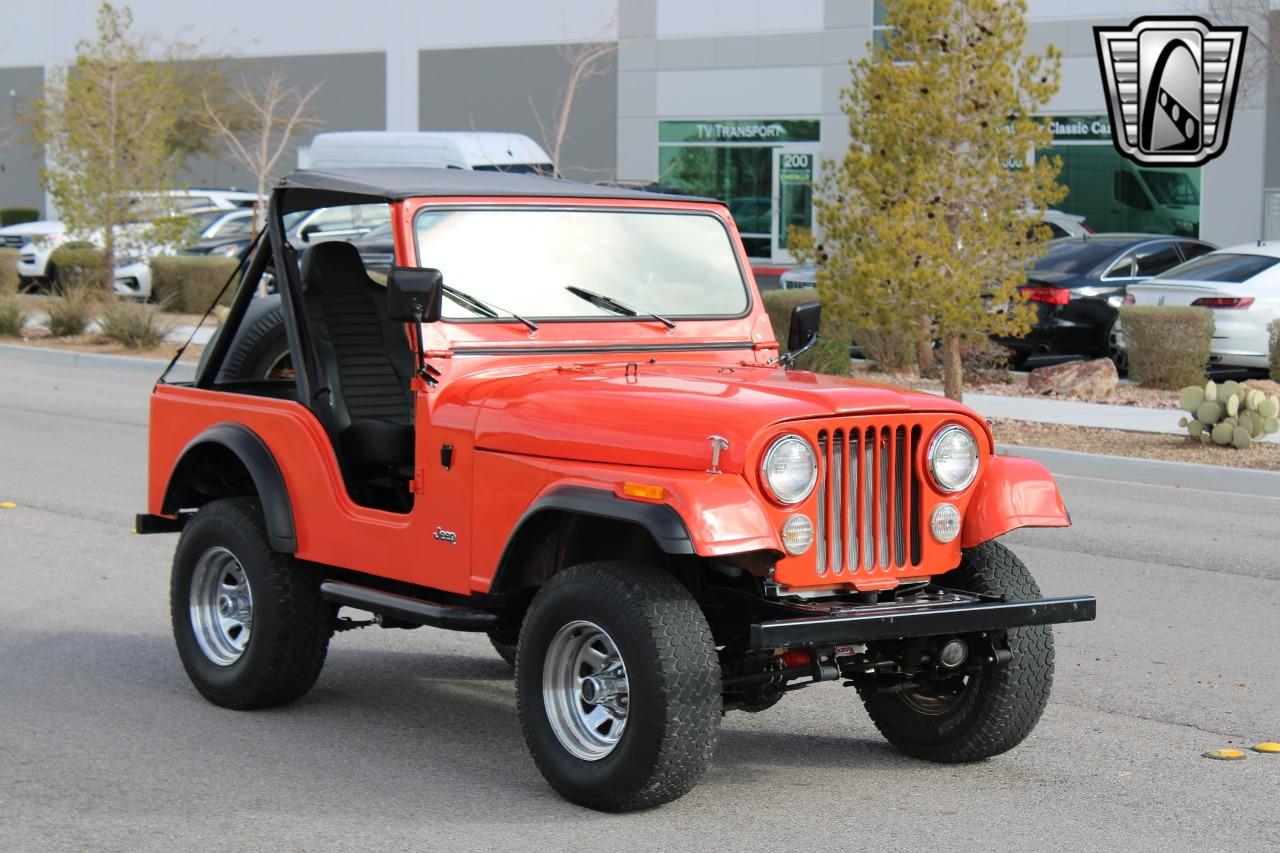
top-left (812, 0), bottom-right (1065, 400)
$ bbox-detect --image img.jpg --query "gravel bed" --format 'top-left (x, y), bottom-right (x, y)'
top-left (992, 418), bottom-right (1280, 471)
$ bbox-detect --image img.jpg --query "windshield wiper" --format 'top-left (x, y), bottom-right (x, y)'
top-left (565, 285), bottom-right (676, 330)
top-left (443, 284), bottom-right (538, 332)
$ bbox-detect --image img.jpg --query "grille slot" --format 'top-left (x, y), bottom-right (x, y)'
top-left (812, 423), bottom-right (923, 576)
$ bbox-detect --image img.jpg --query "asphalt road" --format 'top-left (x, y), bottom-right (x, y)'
top-left (1, 349), bottom-right (1277, 852)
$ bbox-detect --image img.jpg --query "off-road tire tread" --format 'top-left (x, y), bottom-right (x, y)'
top-left (858, 540), bottom-right (1054, 763)
top-left (516, 562), bottom-right (721, 812)
top-left (218, 298), bottom-right (287, 382)
top-left (171, 497), bottom-right (333, 710)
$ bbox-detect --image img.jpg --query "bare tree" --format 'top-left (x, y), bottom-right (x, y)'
top-left (529, 40), bottom-right (617, 178)
top-left (203, 70), bottom-right (322, 231)
top-left (1203, 0), bottom-right (1277, 94)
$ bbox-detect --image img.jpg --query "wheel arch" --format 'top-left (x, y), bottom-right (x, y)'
top-left (489, 486), bottom-right (694, 595)
top-left (161, 422), bottom-right (297, 553)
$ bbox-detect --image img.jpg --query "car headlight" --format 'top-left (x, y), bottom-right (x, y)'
top-left (927, 425), bottom-right (979, 492)
top-left (760, 434), bottom-right (818, 505)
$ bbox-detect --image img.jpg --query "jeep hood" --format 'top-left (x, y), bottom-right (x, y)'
top-left (457, 363), bottom-right (976, 475)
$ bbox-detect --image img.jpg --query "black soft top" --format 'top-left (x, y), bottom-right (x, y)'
top-left (278, 167), bottom-right (715, 211)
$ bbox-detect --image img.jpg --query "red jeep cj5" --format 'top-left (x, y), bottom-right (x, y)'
top-left (138, 168), bottom-right (1095, 811)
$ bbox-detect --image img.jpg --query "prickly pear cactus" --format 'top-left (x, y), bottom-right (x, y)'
top-left (1178, 379), bottom-right (1280, 450)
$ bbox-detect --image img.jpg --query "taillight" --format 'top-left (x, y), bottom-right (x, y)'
top-left (1191, 297), bottom-right (1255, 309)
top-left (1021, 286), bottom-right (1070, 305)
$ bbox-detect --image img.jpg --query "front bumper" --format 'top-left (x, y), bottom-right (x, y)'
top-left (750, 589), bottom-right (1095, 649)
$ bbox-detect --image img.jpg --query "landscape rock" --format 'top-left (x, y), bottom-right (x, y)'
top-left (1243, 378), bottom-right (1280, 398)
top-left (1027, 358), bottom-right (1118, 400)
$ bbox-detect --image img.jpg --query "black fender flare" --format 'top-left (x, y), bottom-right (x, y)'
top-left (162, 422), bottom-right (297, 553)
top-left (491, 485), bottom-right (696, 590)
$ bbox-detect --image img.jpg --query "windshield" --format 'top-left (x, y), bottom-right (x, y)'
top-left (1030, 240), bottom-right (1128, 276)
top-left (414, 208), bottom-right (748, 320)
top-left (1139, 171), bottom-right (1197, 206)
top-left (1156, 253), bottom-right (1280, 283)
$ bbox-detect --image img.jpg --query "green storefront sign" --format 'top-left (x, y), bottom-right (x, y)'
top-left (1048, 115), bottom-right (1113, 143)
top-left (659, 119), bottom-right (820, 144)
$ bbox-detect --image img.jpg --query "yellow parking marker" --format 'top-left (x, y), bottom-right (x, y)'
top-left (0, 501), bottom-right (16, 509)
top-left (1253, 741), bottom-right (1280, 754)
top-left (1204, 748), bottom-right (1247, 761)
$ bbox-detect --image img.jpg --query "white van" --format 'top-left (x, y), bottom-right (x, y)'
top-left (298, 131), bottom-right (554, 174)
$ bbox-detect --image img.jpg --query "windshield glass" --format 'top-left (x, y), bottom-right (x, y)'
top-left (414, 208), bottom-right (748, 320)
top-left (1156, 253), bottom-right (1280, 283)
top-left (1030, 240), bottom-right (1127, 276)
top-left (1139, 171), bottom-right (1197, 206)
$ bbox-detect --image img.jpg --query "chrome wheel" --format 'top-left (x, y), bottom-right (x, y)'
top-left (542, 620), bottom-right (629, 761)
top-left (189, 546), bottom-right (254, 667)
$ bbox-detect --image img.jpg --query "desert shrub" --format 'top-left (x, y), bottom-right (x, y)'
top-left (48, 245), bottom-right (110, 292)
top-left (150, 256), bottom-right (239, 313)
top-left (1177, 379), bottom-right (1279, 449)
top-left (0, 248), bottom-right (19, 295)
top-left (761, 288), bottom-right (854, 376)
top-left (45, 283), bottom-right (99, 337)
top-left (98, 299), bottom-right (172, 349)
top-left (0, 208), bottom-right (39, 227)
top-left (0, 295), bottom-right (26, 336)
top-left (1118, 305), bottom-right (1212, 389)
top-left (1269, 319), bottom-right (1279, 382)
top-left (958, 338), bottom-right (1013, 384)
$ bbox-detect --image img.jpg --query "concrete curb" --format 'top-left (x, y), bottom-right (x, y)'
top-left (999, 443), bottom-right (1280, 499)
top-left (1, 342), bottom-right (169, 374)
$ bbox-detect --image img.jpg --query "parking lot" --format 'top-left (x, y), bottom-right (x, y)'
top-left (1, 347), bottom-right (1277, 851)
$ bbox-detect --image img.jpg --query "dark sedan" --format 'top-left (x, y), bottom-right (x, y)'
top-left (998, 234), bottom-right (1216, 368)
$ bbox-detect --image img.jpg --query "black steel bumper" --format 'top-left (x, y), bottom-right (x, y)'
top-left (749, 592), bottom-right (1096, 650)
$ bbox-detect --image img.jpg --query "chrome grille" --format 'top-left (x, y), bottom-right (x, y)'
top-left (815, 424), bottom-right (923, 575)
top-left (0, 235), bottom-right (24, 249)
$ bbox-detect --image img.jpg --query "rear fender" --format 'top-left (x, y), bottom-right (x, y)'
top-left (960, 455), bottom-right (1070, 549)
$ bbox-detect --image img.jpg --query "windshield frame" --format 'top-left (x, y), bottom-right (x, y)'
top-left (409, 202), bottom-right (755, 324)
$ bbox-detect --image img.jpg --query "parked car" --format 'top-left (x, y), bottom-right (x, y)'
top-left (139, 167), bottom-right (1094, 812)
top-left (996, 234), bottom-right (1216, 367)
top-left (184, 209), bottom-right (258, 257)
top-left (778, 211), bottom-right (1093, 290)
top-left (0, 218), bottom-right (64, 253)
top-left (346, 222), bottom-right (394, 274)
top-left (1126, 242), bottom-right (1280, 370)
top-left (12, 222), bottom-right (161, 298)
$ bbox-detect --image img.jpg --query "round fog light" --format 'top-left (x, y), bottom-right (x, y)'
top-left (930, 503), bottom-right (961, 543)
top-left (781, 515), bottom-right (814, 555)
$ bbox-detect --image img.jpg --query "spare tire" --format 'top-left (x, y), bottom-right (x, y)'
top-left (197, 294), bottom-right (292, 383)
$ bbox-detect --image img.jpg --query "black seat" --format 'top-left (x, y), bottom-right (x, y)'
top-left (301, 242), bottom-right (415, 490)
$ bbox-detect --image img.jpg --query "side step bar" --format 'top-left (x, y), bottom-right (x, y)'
top-left (320, 581), bottom-right (499, 632)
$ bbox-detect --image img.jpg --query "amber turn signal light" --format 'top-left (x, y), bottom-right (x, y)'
top-left (621, 482), bottom-right (665, 501)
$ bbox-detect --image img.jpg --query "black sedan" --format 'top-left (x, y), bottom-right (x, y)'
top-left (997, 234), bottom-right (1216, 368)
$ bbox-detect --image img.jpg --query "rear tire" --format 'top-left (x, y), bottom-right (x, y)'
top-left (857, 541), bottom-right (1054, 762)
top-left (171, 497), bottom-right (334, 709)
top-left (516, 562), bottom-right (720, 812)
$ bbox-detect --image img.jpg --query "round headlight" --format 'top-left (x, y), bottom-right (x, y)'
top-left (928, 425), bottom-right (979, 492)
top-left (760, 434), bottom-right (817, 505)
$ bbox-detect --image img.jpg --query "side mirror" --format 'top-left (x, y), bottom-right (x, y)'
top-left (387, 266), bottom-right (443, 323)
top-left (787, 300), bottom-right (821, 355)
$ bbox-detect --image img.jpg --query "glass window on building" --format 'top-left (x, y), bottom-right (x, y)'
top-left (1037, 115), bottom-right (1201, 238)
top-left (658, 119), bottom-right (819, 262)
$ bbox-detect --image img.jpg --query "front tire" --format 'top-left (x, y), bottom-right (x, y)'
top-left (857, 541), bottom-right (1054, 762)
top-left (516, 562), bottom-right (721, 812)
top-left (171, 497), bottom-right (334, 709)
